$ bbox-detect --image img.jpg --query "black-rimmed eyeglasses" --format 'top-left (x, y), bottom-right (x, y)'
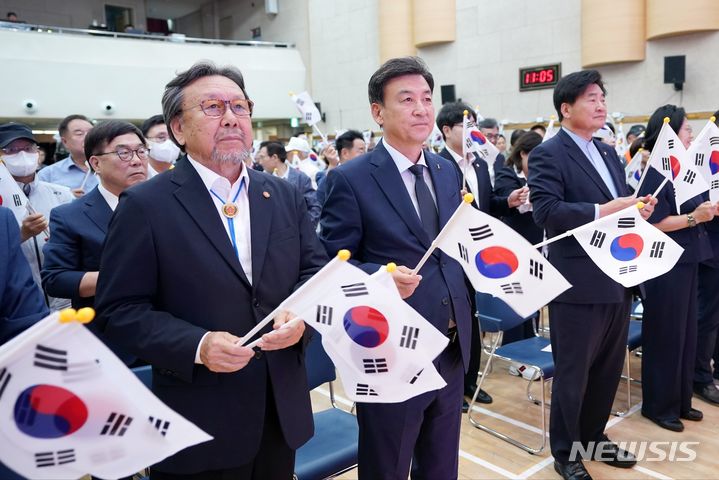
top-left (186, 99), bottom-right (254, 118)
top-left (95, 146), bottom-right (149, 162)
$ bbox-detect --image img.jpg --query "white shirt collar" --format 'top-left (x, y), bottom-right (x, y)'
top-left (187, 154), bottom-right (249, 197)
top-left (97, 183), bottom-right (119, 211)
top-left (445, 146), bottom-right (466, 164)
top-left (382, 138), bottom-right (427, 173)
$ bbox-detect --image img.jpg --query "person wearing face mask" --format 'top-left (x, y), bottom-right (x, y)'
top-left (141, 114), bottom-right (181, 177)
top-left (0, 123), bottom-right (74, 311)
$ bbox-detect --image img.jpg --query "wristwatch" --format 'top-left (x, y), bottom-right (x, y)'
top-left (687, 214), bottom-right (697, 228)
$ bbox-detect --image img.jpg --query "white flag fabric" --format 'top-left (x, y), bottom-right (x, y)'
top-left (291, 91), bottom-right (322, 126)
top-left (0, 312), bottom-right (212, 480)
top-left (542, 117), bottom-right (559, 142)
top-left (573, 205), bottom-right (684, 288)
top-left (0, 161), bottom-right (29, 224)
top-left (615, 121), bottom-right (628, 158)
top-left (435, 201), bottom-right (571, 317)
top-left (281, 256), bottom-right (448, 403)
top-left (428, 123), bottom-right (444, 151)
top-left (463, 113), bottom-right (500, 167)
top-left (645, 120), bottom-right (708, 209)
top-left (625, 149), bottom-right (644, 191)
top-left (687, 119), bottom-right (719, 204)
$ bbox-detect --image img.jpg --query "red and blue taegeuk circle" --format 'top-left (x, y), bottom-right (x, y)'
top-left (710, 151), bottom-right (719, 175)
top-left (475, 246), bottom-right (519, 279)
top-left (633, 169), bottom-right (641, 181)
top-left (343, 306), bottom-right (389, 348)
top-left (470, 130), bottom-right (487, 145)
top-left (610, 234), bottom-right (644, 261)
top-left (309, 152), bottom-right (319, 162)
top-left (670, 155), bottom-right (681, 180)
top-left (13, 384), bottom-right (88, 438)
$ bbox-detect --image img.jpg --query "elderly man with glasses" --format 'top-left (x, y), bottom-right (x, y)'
top-left (95, 62), bottom-right (327, 479)
top-left (42, 120), bottom-right (148, 364)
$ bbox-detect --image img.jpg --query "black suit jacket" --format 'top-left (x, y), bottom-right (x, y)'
top-left (95, 157), bottom-right (328, 473)
top-left (528, 128), bottom-right (630, 304)
top-left (494, 165), bottom-right (544, 245)
top-left (439, 147), bottom-right (510, 217)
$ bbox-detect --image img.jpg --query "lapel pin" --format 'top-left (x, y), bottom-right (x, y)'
top-left (436, 164), bottom-right (440, 170)
top-left (263, 191), bottom-right (271, 198)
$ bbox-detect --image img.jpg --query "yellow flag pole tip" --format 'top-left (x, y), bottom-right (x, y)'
top-left (386, 262), bottom-right (397, 273)
top-left (58, 307), bottom-right (95, 324)
top-left (463, 193), bottom-right (475, 204)
top-left (463, 110), bottom-right (469, 116)
top-left (58, 308), bottom-right (77, 323)
top-left (288, 91), bottom-right (294, 96)
top-left (636, 201), bottom-right (645, 209)
top-left (549, 114), bottom-right (556, 120)
top-left (711, 116), bottom-right (717, 123)
top-left (337, 249), bottom-right (351, 261)
top-left (663, 117), bottom-right (670, 123)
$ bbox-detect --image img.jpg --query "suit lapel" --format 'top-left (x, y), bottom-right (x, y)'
top-left (171, 157), bottom-right (251, 288)
top-left (370, 144), bottom-right (431, 248)
top-left (83, 188), bottom-right (112, 234)
top-left (247, 170), bottom-right (272, 290)
top-left (426, 154), bottom-right (455, 227)
top-left (441, 147), bottom-right (480, 209)
top-left (559, 130), bottom-right (614, 201)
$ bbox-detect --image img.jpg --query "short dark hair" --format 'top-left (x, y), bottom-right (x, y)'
top-left (507, 131), bottom-right (542, 172)
top-left (259, 141), bottom-right (286, 162)
top-left (643, 104), bottom-right (685, 152)
top-left (553, 70), bottom-right (606, 121)
top-left (529, 124), bottom-right (546, 134)
top-left (510, 129), bottom-right (527, 146)
top-left (335, 130), bottom-right (364, 155)
top-left (628, 137), bottom-right (644, 158)
top-left (59, 114), bottom-right (91, 138)
top-left (368, 56), bottom-right (434, 105)
top-left (162, 61), bottom-right (250, 151)
top-left (477, 118), bottom-right (499, 130)
top-left (436, 102), bottom-right (476, 140)
top-left (141, 115), bottom-right (165, 136)
top-left (6, 11), bottom-right (16, 18)
top-left (84, 120), bottom-right (146, 161)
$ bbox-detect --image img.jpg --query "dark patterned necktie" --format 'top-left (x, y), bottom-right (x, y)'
top-left (408, 164), bottom-right (439, 239)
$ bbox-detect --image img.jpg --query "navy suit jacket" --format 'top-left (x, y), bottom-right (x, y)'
top-left (439, 148), bottom-right (510, 217)
top-left (286, 166), bottom-right (321, 227)
top-left (95, 157), bottom-right (327, 473)
top-left (528, 128), bottom-right (630, 304)
top-left (0, 207), bottom-right (48, 344)
top-left (320, 141), bottom-right (473, 369)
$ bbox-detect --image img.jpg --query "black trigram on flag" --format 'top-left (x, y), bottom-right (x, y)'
top-left (304, 112), bottom-right (313, 122)
top-left (617, 217), bottom-right (635, 228)
top-left (661, 157), bottom-right (671, 171)
top-left (400, 325), bottom-right (419, 349)
top-left (458, 242), bottom-right (469, 263)
top-left (100, 412), bottom-right (133, 436)
top-left (619, 265), bottom-right (638, 275)
top-left (0, 367), bottom-right (11, 401)
top-left (668, 139), bottom-right (675, 149)
top-left (362, 358), bottom-right (389, 374)
top-left (296, 98), bottom-right (305, 106)
top-left (409, 369), bottom-right (423, 385)
top-left (356, 383), bottom-right (378, 396)
top-left (13, 194), bottom-right (21, 207)
top-left (500, 282), bottom-right (523, 294)
top-left (62, 359), bottom-right (101, 383)
top-left (341, 282), bottom-right (368, 297)
top-left (650, 241), bottom-right (665, 258)
top-left (710, 136), bottom-right (719, 146)
top-left (683, 170), bottom-right (697, 184)
top-left (35, 449), bottom-right (76, 468)
top-left (529, 259), bottom-right (543, 280)
top-left (34, 344), bottom-right (67, 371)
top-left (149, 416), bottom-right (171, 436)
top-left (469, 225), bottom-right (493, 241)
top-left (590, 230), bottom-right (606, 248)
top-left (712, 179), bottom-right (719, 190)
top-left (316, 305), bottom-right (333, 325)
top-left (696, 153), bottom-right (705, 167)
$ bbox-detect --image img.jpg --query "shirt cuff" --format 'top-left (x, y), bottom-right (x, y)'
top-left (194, 332), bottom-right (211, 364)
top-left (594, 204), bottom-right (600, 220)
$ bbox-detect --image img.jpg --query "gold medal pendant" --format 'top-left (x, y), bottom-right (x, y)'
top-left (222, 202), bottom-right (239, 218)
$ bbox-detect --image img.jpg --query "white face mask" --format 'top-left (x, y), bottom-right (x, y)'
top-left (3, 151), bottom-right (39, 177)
top-left (149, 139), bottom-right (181, 164)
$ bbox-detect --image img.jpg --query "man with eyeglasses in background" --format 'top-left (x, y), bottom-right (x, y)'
top-left (38, 114), bottom-right (97, 198)
top-left (95, 62), bottom-right (327, 478)
top-left (0, 123), bottom-right (74, 311)
top-left (42, 120), bottom-right (148, 365)
top-left (477, 117), bottom-right (505, 187)
top-left (141, 114), bottom-right (182, 177)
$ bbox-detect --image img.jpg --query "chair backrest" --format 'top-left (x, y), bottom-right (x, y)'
top-left (305, 331), bottom-right (337, 390)
top-left (476, 292), bottom-right (533, 333)
top-left (132, 365), bottom-right (152, 389)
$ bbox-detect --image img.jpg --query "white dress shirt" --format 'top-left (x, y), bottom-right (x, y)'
top-left (382, 139), bottom-right (437, 217)
top-left (97, 183), bottom-right (119, 211)
top-left (446, 146), bottom-right (479, 208)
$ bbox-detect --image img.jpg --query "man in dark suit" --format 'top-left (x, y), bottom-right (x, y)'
top-left (95, 62), bottom-right (327, 479)
top-left (528, 70), bottom-right (655, 480)
top-left (0, 206), bottom-right (48, 344)
top-left (321, 56), bottom-right (470, 479)
top-left (435, 101), bottom-right (529, 407)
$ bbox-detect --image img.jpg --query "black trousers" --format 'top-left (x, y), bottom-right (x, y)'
top-left (694, 262), bottom-right (719, 387)
top-left (549, 297), bottom-right (631, 463)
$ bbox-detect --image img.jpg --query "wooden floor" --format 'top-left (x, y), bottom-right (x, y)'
top-left (310, 350), bottom-right (719, 479)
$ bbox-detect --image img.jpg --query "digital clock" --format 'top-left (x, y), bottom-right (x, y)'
top-left (519, 64), bottom-right (561, 91)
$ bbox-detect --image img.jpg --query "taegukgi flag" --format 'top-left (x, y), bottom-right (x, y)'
top-left (625, 148), bottom-right (644, 191)
top-left (290, 91), bottom-right (322, 126)
top-left (0, 310), bottom-right (212, 480)
top-left (687, 118), bottom-right (719, 204)
top-left (280, 252), bottom-right (448, 403)
top-left (573, 204), bottom-right (684, 288)
top-left (435, 195), bottom-right (572, 318)
top-left (0, 160), bottom-right (29, 224)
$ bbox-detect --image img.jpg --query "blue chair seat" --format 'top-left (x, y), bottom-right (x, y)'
top-left (495, 336), bottom-right (554, 379)
top-left (294, 407), bottom-right (358, 480)
top-left (627, 320), bottom-right (642, 351)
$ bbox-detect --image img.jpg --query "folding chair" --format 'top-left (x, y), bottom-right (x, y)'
top-left (613, 300), bottom-right (643, 416)
top-left (468, 293), bottom-right (554, 454)
top-left (294, 334), bottom-right (359, 480)
top-left (132, 365), bottom-right (152, 389)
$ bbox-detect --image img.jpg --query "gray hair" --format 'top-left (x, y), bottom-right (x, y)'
top-left (477, 117), bottom-right (499, 130)
top-left (161, 61), bottom-right (250, 151)
top-left (368, 56), bottom-right (434, 105)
